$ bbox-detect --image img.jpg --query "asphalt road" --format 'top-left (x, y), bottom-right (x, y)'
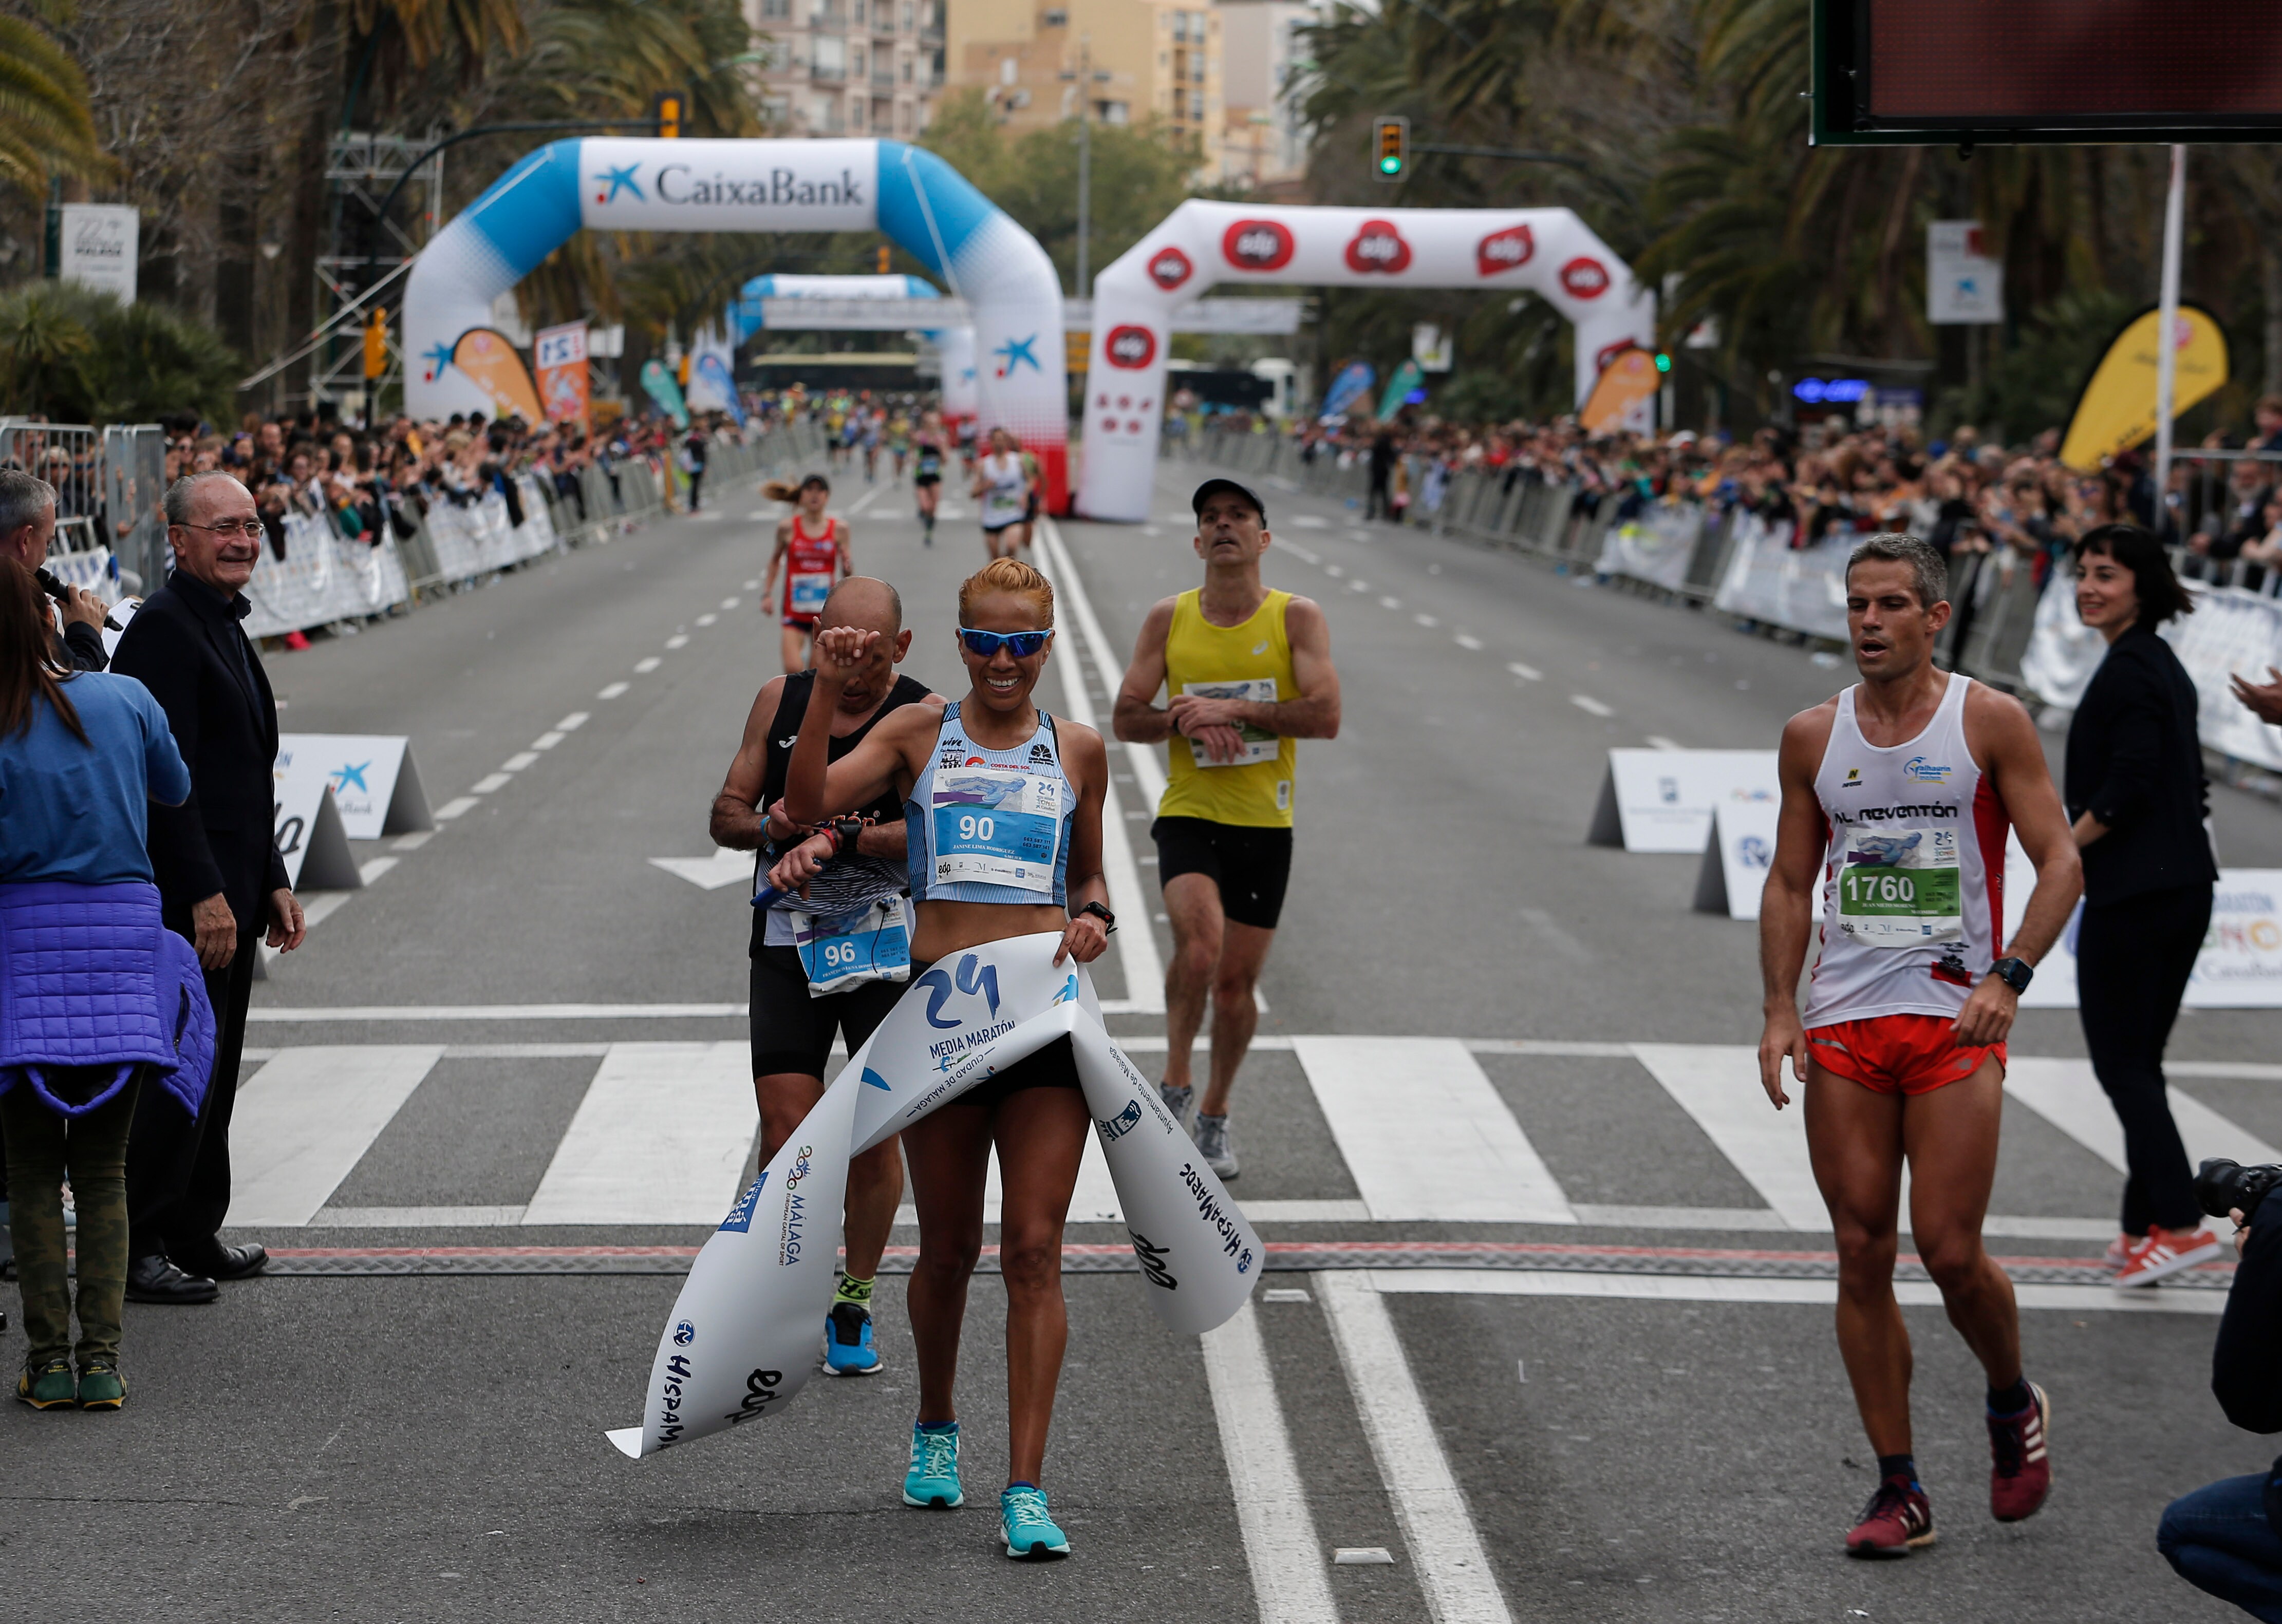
top-left (5, 449), bottom-right (2278, 1623)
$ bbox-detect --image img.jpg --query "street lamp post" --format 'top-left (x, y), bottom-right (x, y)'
top-left (1060, 45), bottom-right (1112, 299)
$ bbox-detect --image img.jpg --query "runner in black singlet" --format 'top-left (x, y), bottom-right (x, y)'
top-left (711, 576), bottom-right (942, 1376)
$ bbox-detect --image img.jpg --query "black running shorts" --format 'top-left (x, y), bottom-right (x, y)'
top-left (749, 946), bottom-right (906, 1081)
top-left (1151, 816), bottom-right (1295, 930)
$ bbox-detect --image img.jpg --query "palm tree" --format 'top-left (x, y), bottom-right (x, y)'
top-left (0, 5), bottom-right (108, 201)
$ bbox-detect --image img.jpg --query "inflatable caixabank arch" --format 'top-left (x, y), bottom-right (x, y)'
top-left (1077, 201), bottom-right (1655, 521)
top-left (404, 139), bottom-right (1065, 503)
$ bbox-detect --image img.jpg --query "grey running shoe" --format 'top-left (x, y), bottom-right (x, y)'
top-left (1159, 1081), bottom-right (1193, 1130)
top-left (1193, 1113), bottom-right (1239, 1181)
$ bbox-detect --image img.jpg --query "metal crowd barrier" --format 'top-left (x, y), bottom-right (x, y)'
top-left (1192, 425), bottom-right (2052, 695)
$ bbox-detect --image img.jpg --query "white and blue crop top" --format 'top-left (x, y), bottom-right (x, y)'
top-left (905, 701), bottom-right (1075, 906)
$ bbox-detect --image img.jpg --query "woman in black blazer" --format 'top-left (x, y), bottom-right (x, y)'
top-left (2065, 523), bottom-right (2221, 1287)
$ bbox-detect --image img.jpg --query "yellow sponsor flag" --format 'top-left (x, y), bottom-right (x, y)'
top-left (450, 327), bottom-right (545, 424)
top-left (2060, 305), bottom-right (2229, 473)
top-left (1581, 347), bottom-right (1661, 435)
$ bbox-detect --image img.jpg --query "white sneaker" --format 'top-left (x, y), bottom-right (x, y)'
top-left (1192, 1113), bottom-right (1240, 1181)
top-left (1159, 1081), bottom-right (1192, 1131)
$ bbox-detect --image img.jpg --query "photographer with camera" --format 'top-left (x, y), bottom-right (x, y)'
top-left (0, 468), bottom-right (107, 674)
top-left (2158, 1159), bottom-right (2282, 1621)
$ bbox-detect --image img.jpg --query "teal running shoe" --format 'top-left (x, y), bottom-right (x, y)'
top-left (999, 1483), bottom-right (1071, 1560)
top-left (822, 1302), bottom-right (882, 1376)
top-left (903, 1423), bottom-right (963, 1508)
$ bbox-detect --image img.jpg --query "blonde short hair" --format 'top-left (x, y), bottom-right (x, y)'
top-left (958, 556), bottom-right (1053, 627)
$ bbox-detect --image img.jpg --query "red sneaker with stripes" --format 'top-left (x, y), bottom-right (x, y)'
top-left (2113, 1226), bottom-right (2223, 1288)
top-left (1845, 1476), bottom-right (1936, 1559)
top-left (1988, 1381), bottom-right (2052, 1522)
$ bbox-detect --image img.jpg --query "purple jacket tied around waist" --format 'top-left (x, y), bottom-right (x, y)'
top-left (0, 880), bottom-right (216, 1120)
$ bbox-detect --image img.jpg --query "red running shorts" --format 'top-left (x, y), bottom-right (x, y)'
top-left (1806, 1013), bottom-right (2005, 1096)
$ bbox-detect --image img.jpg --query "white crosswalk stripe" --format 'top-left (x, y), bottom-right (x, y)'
top-left (2004, 1055), bottom-right (2282, 1173)
top-left (220, 1037), bottom-right (2281, 1248)
top-left (522, 1043), bottom-right (756, 1225)
top-left (1295, 1035), bottom-right (1575, 1223)
top-left (230, 1046), bottom-right (442, 1226)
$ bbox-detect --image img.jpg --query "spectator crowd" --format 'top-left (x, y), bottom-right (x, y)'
top-left (1208, 393), bottom-right (2282, 597)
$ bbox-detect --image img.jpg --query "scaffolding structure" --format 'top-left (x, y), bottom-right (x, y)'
top-left (307, 130), bottom-right (445, 416)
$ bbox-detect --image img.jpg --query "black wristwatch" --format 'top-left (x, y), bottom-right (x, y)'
top-left (827, 817), bottom-right (864, 858)
top-left (1076, 900), bottom-right (1117, 934)
top-left (1990, 956), bottom-right (2033, 993)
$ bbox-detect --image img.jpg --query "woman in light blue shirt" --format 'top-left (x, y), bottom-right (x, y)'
top-left (0, 557), bottom-right (191, 1411)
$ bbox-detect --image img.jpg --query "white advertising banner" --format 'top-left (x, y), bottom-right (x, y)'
top-left (238, 515), bottom-right (413, 640)
top-left (1694, 798), bottom-right (1782, 921)
top-left (275, 734), bottom-right (434, 841)
top-left (59, 203), bottom-right (138, 303)
top-left (1712, 515), bottom-right (1851, 642)
top-left (269, 757), bottom-right (360, 892)
top-left (609, 934), bottom-right (1259, 1460)
top-left (2014, 565), bottom-right (2107, 714)
top-left (2001, 835), bottom-right (2282, 1009)
top-left (578, 138), bottom-right (878, 234)
top-left (1589, 747), bottom-right (1780, 855)
top-left (1928, 220), bottom-right (2004, 326)
top-left (1595, 506), bottom-right (1703, 594)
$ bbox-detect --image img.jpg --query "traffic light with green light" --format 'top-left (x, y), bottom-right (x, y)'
top-left (1373, 117), bottom-right (1408, 181)
top-left (1654, 352), bottom-right (1672, 373)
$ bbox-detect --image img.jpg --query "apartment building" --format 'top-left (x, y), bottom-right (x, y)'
top-left (946, 0), bottom-right (1222, 168)
top-left (1217, 0), bottom-right (1318, 188)
top-left (747, 0), bottom-right (946, 139)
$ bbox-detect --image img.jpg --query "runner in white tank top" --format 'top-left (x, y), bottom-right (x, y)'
top-left (1802, 671), bottom-right (2008, 1030)
top-left (1757, 534), bottom-right (2082, 1560)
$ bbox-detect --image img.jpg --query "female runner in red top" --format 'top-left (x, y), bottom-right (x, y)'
top-left (761, 474), bottom-right (854, 673)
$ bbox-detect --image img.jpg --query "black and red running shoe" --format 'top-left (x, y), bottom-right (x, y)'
top-left (1846, 1475), bottom-right (1936, 1559)
top-left (1988, 1381), bottom-right (2052, 1522)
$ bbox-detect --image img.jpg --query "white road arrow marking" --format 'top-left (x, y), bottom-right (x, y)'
top-left (647, 847), bottom-right (754, 891)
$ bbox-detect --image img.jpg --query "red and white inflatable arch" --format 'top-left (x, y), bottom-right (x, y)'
top-left (1077, 202), bottom-right (1654, 522)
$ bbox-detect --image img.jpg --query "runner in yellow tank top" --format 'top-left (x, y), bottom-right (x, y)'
top-left (1114, 478), bottom-right (1341, 1180)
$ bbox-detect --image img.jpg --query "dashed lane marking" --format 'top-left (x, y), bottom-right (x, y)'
top-left (1569, 694), bottom-right (1614, 717)
top-left (597, 682), bottom-right (631, 699)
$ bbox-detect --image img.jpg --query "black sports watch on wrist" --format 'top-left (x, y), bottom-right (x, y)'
top-left (1076, 900), bottom-right (1116, 934)
top-left (828, 817), bottom-right (864, 858)
top-left (1990, 956), bottom-right (2033, 993)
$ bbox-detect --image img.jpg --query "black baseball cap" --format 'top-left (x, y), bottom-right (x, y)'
top-left (1191, 478), bottom-right (1266, 523)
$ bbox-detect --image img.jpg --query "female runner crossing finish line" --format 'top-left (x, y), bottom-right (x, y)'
top-left (606, 559), bottom-right (1262, 1565)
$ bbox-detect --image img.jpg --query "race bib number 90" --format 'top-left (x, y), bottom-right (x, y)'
top-left (930, 767), bottom-right (1063, 893)
top-left (1836, 824), bottom-right (1962, 947)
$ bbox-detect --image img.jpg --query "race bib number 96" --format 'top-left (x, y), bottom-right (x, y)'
top-left (1835, 824), bottom-right (1962, 947)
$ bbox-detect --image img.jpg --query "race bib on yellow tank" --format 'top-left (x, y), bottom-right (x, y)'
top-left (1835, 823), bottom-right (1962, 947)
top-left (1182, 678), bottom-right (1280, 769)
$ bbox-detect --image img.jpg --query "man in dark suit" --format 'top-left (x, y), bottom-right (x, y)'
top-left (109, 471), bottom-right (306, 1304)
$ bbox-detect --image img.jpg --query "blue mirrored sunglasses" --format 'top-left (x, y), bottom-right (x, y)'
top-left (957, 627), bottom-right (1053, 659)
